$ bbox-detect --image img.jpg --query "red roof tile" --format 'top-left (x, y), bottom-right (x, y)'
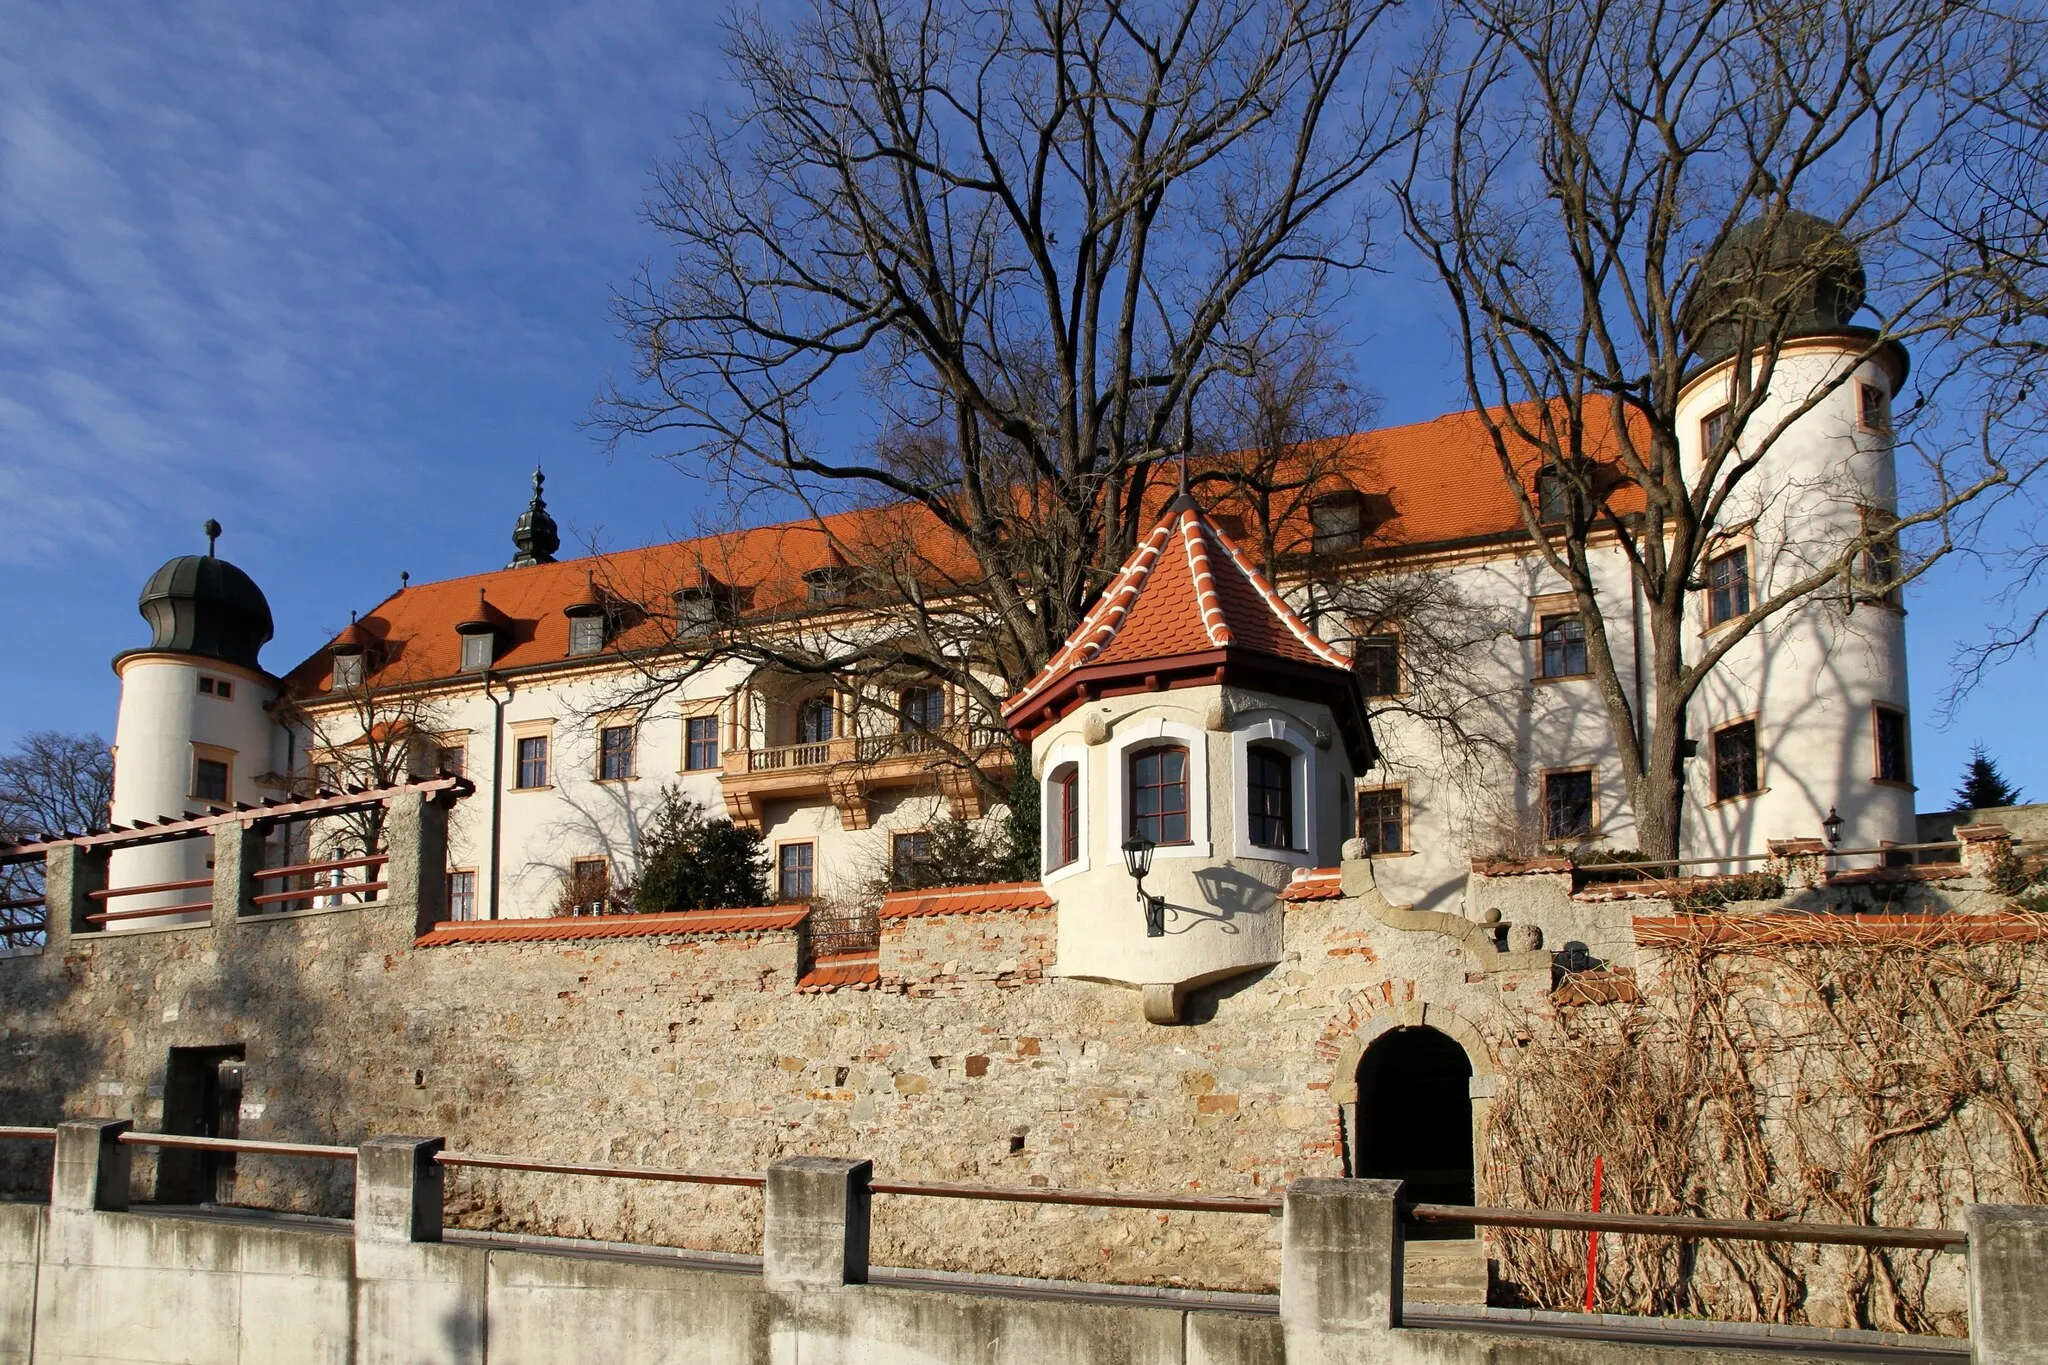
top-left (416, 906), bottom-right (806, 947)
top-left (1279, 868), bottom-right (1345, 902)
top-left (878, 881), bottom-right (1053, 919)
top-left (797, 950), bottom-right (882, 992)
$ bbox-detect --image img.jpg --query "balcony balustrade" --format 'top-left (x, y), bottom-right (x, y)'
top-left (719, 723), bottom-right (1013, 830)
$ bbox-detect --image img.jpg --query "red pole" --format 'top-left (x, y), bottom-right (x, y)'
top-left (1584, 1155), bottom-right (1604, 1313)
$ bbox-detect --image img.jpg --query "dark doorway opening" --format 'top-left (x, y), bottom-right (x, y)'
top-left (1354, 1026), bottom-right (1474, 1239)
top-left (158, 1045), bottom-right (245, 1205)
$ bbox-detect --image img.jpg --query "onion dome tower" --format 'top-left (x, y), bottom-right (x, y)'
top-left (109, 521), bottom-right (284, 924)
top-left (1674, 206), bottom-right (1915, 859)
top-left (1003, 488), bottom-right (1374, 1021)
top-left (509, 468), bottom-right (560, 568)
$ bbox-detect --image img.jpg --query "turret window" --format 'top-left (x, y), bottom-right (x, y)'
top-left (1701, 405), bottom-right (1732, 455)
top-left (1048, 763), bottom-right (1081, 869)
top-left (1706, 548), bottom-right (1750, 625)
top-left (1873, 705), bottom-right (1911, 785)
top-left (197, 675), bottom-right (234, 700)
top-left (1858, 382), bottom-right (1888, 432)
top-left (1129, 745), bottom-right (1191, 846)
top-left (191, 749), bottom-right (232, 805)
top-left (1246, 745), bottom-right (1294, 849)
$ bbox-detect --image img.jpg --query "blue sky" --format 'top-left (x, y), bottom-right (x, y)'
top-left (0, 0), bottom-right (2041, 810)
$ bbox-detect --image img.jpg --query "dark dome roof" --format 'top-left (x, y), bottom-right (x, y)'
top-left (131, 553), bottom-right (275, 671)
top-left (1686, 209), bottom-right (1868, 367)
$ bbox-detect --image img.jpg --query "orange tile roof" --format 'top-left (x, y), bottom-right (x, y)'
top-left (1279, 868), bottom-right (1345, 902)
top-left (286, 402), bottom-right (1636, 697)
top-left (878, 881), bottom-right (1054, 919)
top-left (415, 906), bottom-right (807, 947)
top-left (796, 950), bottom-right (882, 992)
top-left (1002, 492), bottom-right (1351, 726)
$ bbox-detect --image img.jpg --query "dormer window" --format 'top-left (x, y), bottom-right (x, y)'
top-left (331, 651), bottom-right (365, 690)
top-left (803, 564), bottom-right (859, 605)
top-left (457, 631), bottom-right (491, 672)
top-left (1309, 491), bottom-right (1365, 555)
top-left (568, 614), bottom-right (605, 657)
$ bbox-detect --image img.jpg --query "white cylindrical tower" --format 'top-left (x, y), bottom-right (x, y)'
top-left (108, 525), bottom-right (282, 926)
top-left (1675, 210), bottom-right (1915, 857)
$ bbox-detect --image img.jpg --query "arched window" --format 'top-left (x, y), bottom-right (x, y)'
top-left (1048, 763), bottom-right (1081, 869)
top-left (1246, 745), bottom-right (1293, 848)
top-left (1129, 745), bottom-right (1190, 846)
top-left (794, 696), bottom-right (835, 745)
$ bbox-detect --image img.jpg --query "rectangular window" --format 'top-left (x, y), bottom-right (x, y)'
top-left (1540, 614), bottom-right (1588, 678)
top-left (459, 632), bottom-right (493, 672)
top-left (1707, 547), bottom-right (1751, 626)
top-left (684, 715), bottom-right (720, 771)
top-left (1353, 636), bottom-right (1400, 698)
top-left (598, 724), bottom-right (635, 781)
top-left (890, 831), bottom-right (932, 888)
top-left (515, 735), bottom-right (550, 789)
top-left (1536, 467), bottom-right (1588, 523)
top-left (776, 843), bottom-right (815, 902)
top-left (1713, 721), bottom-right (1760, 802)
top-left (313, 761), bottom-right (341, 793)
top-left (197, 675), bottom-right (233, 700)
top-left (1859, 382), bottom-right (1888, 432)
top-left (1247, 746), bottom-right (1293, 849)
top-left (1357, 787), bottom-right (1404, 855)
top-left (436, 744), bottom-right (466, 777)
top-left (567, 859), bottom-right (610, 915)
top-left (898, 685), bottom-right (945, 731)
top-left (1543, 770), bottom-right (1595, 841)
top-left (332, 653), bottom-right (365, 689)
top-left (1129, 746), bottom-right (1191, 846)
top-left (1874, 706), bottom-right (1910, 784)
top-left (1701, 405), bottom-right (1731, 455)
top-left (446, 870), bottom-right (477, 921)
top-left (1310, 493), bottom-right (1365, 554)
top-left (193, 757), bottom-right (230, 804)
top-left (568, 615), bottom-right (606, 657)
top-left (1050, 766), bottom-right (1081, 869)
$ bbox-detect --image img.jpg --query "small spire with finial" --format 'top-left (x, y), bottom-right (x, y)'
top-left (204, 519), bottom-right (222, 557)
top-left (509, 464), bottom-right (560, 568)
top-left (399, 570), bottom-right (410, 591)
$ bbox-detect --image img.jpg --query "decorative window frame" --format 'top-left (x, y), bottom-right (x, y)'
top-left (595, 719), bottom-right (638, 783)
top-left (772, 838), bottom-right (818, 902)
top-left (190, 742), bottom-right (236, 807)
top-left (680, 705), bottom-right (723, 772)
top-left (1707, 713), bottom-right (1766, 806)
top-left (1228, 716), bottom-right (1318, 867)
top-left (509, 718), bottom-right (556, 792)
top-left (1039, 742), bottom-right (1091, 885)
top-left (1104, 716), bottom-right (1212, 863)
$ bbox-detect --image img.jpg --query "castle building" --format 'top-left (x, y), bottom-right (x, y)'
top-left (95, 217), bottom-right (1914, 933)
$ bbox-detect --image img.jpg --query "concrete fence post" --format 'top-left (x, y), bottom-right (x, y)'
top-left (210, 818), bottom-right (264, 932)
top-left (1281, 1177), bottom-right (1403, 1364)
top-left (355, 1135), bottom-right (445, 1243)
top-left (382, 791), bottom-right (449, 936)
top-left (764, 1156), bottom-right (872, 1290)
top-left (42, 843), bottom-right (108, 947)
top-left (1967, 1202), bottom-right (2048, 1364)
top-left (52, 1118), bottom-right (132, 1213)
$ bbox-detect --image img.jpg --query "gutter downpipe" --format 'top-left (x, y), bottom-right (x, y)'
top-left (483, 671), bottom-right (511, 920)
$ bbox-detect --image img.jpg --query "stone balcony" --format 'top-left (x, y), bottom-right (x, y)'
top-left (718, 724), bottom-right (1014, 830)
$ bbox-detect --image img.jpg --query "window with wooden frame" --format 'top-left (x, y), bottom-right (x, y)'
top-left (794, 696), bottom-right (835, 745)
top-left (1854, 508), bottom-right (1902, 606)
top-left (1536, 465), bottom-right (1591, 523)
top-left (1873, 705), bottom-right (1911, 785)
top-left (458, 631), bottom-right (494, 672)
top-left (597, 724), bottom-right (635, 782)
top-left (897, 684), bottom-right (945, 732)
top-left (446, 869), bottom-right (477, 921)
top-left (890, 831), bottom-right (932, 889)
top-left (1543, 770), bottom-right (1596, 841)
top-left (1048, 763), bottom-right (1081, 870)
top-left (515, 734), bottom-right (550, 789)
top-left (196, 674), bottom-right (235, 700)
top-left (1128, 744), bottom-right (1191, 846)
top-left (1357, 786), bottom-right (1405, 855)
top-left (1706, 546), bottom-right (1751, 626)
top-left (1712, 720), bottom-right (1760, 803)
top-left (1858, 381), bottom-right (1889, 433)
top-left (566, 858), bottom-right (611, 915)
top-left (332, 652), bottom-right (366, 690)
top-left (1539, 614), bottom-right (1589, 679)
top-left (567, 614), bottom-right (606, 658)
top-left (775, 842), bottom-right (815, 902)
top-left (1700, 404), bottom-right (1732, 456)
top-left (191, 745), bottom-right (233, 805)
top-left (1309, 491), bottom-right (1366, 555)
top-left (1352, 634), bottom-right (1401, 698)
top-left (683, 714), bottom-right (720, 771)
top-left (435, 740), bottom-right (467, 777)
top-left (1246, 745), bottom-right (1294, 849)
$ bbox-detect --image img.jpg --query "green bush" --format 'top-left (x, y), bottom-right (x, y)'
top-left (632, 788), bottom-right (770, 912)
top-left (1670, 872), bottom-right (1786, 913)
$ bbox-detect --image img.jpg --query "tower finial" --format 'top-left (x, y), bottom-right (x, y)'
top-left (509, 464), bottom-right (560, 568)
top-left (203, 519), bottom-right (222, 557)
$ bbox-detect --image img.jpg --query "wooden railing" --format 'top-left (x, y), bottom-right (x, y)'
top-left (85, 877), bottom-right (215, 924)
top-left (251, 854), bottom-right (390, 913)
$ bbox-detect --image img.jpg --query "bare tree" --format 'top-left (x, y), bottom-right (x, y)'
top-left (1398, 0), bottom-right (2025, 858)
top-left (603, 0), bottom-right (1406, 725)
top-left (0, 731), bottom-right (113, 947)
top-left (275, 668), bottom-right (455, 863)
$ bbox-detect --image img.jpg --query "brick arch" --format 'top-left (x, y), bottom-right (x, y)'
top-left (1318, 995), bottom-right (1496, 1105)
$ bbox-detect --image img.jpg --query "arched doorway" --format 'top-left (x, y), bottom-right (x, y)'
top-left (1354, 1026), bottom-right (1474, 1238)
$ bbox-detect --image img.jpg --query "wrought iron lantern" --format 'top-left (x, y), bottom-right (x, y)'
top-left (1822, 805), bottom-right (1844, 849)
top-left (1121, 836), bottom-right (1167, 938)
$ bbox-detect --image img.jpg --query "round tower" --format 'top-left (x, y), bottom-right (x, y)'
top-left (1003, 492), bottom-right (1374, 1022)
top-left (1676, 210), bottom-right (1914, 856)
top-left (108, 522), bottom-right (282, 925)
